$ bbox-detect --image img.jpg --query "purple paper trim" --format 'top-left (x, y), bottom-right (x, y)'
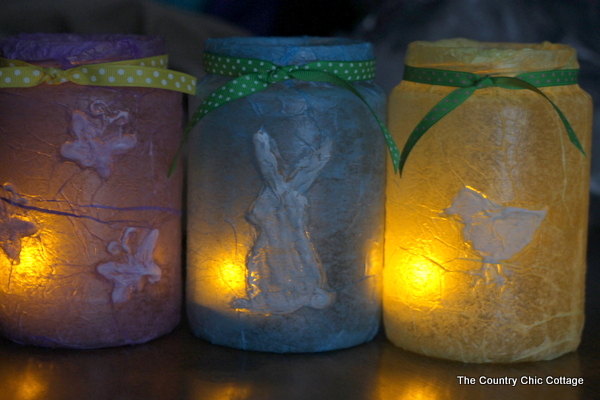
top-left (0, 33), bottom-right (165, 69)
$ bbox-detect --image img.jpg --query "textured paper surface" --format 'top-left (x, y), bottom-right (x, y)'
top-left (0, 34), bottom-right (183, 348)
top-left (187, 37), bottom-right (386, 353)
top-left (384, 39), bottom-right (592, 363)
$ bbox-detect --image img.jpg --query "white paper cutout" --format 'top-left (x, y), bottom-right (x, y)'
top-left (445, 186), bottom-right (547, 286)
top-left (0, 184), bottom-right (38, 264)
top-left (97, 227), bottom-right (161, 303)
top-left (60, 100), bottom-right (136, 178)
top-left (234, 129), bottom-right (334, 314)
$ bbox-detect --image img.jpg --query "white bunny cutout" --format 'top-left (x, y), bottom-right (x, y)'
top-left (234, 129), bottom-right (334, 314)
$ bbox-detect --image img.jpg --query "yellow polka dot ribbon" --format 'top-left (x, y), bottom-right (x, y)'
top-left (0, 55), bottom-right (197, 95)
top-left (168, 52), bottom-right (399, 176)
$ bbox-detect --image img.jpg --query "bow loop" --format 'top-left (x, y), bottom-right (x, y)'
top-left (170, 53), bottom-right (399, 176)
top-left (44, 67), bottom-right (71, 85)
top-left (265, 66), bottom-right (293, 84)
top-left (398, 65), bottom-right (586, 175)
top-left (474, 75), bottom-right (495, 89)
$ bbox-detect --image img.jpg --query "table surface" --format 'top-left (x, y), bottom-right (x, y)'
top-left (0, 225), bottom-right (599, 400)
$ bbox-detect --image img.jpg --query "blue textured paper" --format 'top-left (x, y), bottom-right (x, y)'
top-left (187, 37), bottom-right (386, 352)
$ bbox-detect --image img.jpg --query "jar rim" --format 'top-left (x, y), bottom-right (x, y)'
top-left (207, 36), bottom-right (366, 47)
top-left (405, 38), bottom-right (579, 75)
top-left (0, 33), bottom-right (165, 69)
top-left (205, 36), bottom-right (374, 64)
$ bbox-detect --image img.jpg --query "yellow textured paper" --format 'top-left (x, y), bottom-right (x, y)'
top-left (384, 39), bottom-right (592, 363)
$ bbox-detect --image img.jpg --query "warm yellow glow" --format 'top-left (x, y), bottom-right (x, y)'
top-left (187, 246), bottom-right (249, 311)
top-left (396, 381), bottom-right (441, 400)
top-left (375, 355), bottom-right (443, 400)
top-left (392, 254), bottom-right (444, 304)
top-left (3, 236), bottom-right (50, 294)
top-left (14, 369), bottom-right (47, 400)
top-left (188, 376), bottom-right (252, 400)
top-left (218, 261), bottom-right (246, 295)
top-left (383, 39), bottom-right (591, 363)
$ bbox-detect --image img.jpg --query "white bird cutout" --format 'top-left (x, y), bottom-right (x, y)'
top-left (444, 187), bottom-right (547, 286)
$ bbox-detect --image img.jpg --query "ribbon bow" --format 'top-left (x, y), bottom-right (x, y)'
top-left (399, 65), bottom-right (585, 175)
top-left (32, 66), bottom-right (70, 85)
top-left (168, 52), bottom-right (400, 176)
top-left (0, 55), bottom-right (197, 95)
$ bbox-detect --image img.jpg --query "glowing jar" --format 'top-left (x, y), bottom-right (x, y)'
top-left (187, 37), bottom-right (386, 352)
top-left (384, 39), bottom-right (592, 363)
top-left (0, 34), bottom-right (184, 348)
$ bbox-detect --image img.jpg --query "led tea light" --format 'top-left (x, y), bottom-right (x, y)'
top-left (186, 37), bottom-right (389, 352)
top-left (0, 33), bottom-right (195, 348)
top-left (384, 39), bottom-right (592, 363)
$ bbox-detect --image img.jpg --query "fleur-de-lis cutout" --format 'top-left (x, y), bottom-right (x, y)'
top-left (60, 100), bottom-right (136, 179)
top-left (97, 228), bottom-right (161, 303)
top-left (0, 184), bottom-right (38, 264)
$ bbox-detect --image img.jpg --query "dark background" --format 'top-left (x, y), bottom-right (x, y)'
top-left (0, 1), bottom-right (599, 398)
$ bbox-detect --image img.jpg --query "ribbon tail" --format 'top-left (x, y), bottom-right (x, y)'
top-left (493, 76), bottom-right (586, 157)
top-left (167, 111), bottom-right (198, 177)
top-left (168, 74), bottom-right (270, 177)
top-left (292, 69), bottom-right (401, 173)
top-left (551, 101), bottom-right (587, 156)
top-left (398, 86), bottom-right (475, 175)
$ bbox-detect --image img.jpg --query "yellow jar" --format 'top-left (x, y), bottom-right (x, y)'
top-left (384, 39), bottom-right (592, 363)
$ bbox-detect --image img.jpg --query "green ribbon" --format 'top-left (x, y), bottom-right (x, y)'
top-left (399, 65), bottom-right (585, 175)
top-left (169, 52), bottom-right (400, 176)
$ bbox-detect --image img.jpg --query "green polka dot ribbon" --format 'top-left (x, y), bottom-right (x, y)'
top-left (399, 65), bottom-right (585, 175)
top-left (168, 52), bottom-right (400, 176)
top-left (0, 55), bottom-right (197, 95)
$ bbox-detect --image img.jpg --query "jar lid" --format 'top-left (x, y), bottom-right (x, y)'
top-left (405, 38), bottom-right (579, 76)
top-left (0, 33), bottom-right (165, 69)
top-left (205, 36), bottom-right (374, 65)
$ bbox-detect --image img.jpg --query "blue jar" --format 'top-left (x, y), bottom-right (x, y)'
top-left (186, 37), bottom-right (386, 352)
